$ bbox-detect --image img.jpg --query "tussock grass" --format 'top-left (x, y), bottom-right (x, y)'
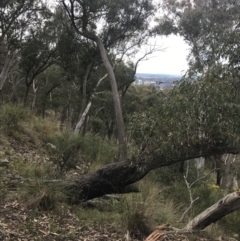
top-left (11, 157), bottom-right (55, 179)
top-left (0, 104), bottom-right (29, 132)
top-left (118, 179), bottom-right (182, 236)
top-left (73, 178), bottom-right (181, 238)
top-left (82, 134), bottom-right (119, 167)
top-left (29, 116), bottom-right (62, 143)
top-left (74, 205), bottom-right (120, 226)
top-left (23, 181), bottom-right (66, 211)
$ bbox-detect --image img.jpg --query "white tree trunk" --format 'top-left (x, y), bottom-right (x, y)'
top-left (195, 157), bottom-right (205, 177)
top-left (31, 79), bottom-right (38, 109)
top-left (74, 73), bottom-right (108, 135)
top-left (74, 101), bottom-right (92, 135)
top-left (0, 51), bottom-right (17, 91)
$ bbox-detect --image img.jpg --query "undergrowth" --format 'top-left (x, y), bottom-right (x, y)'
top-left (0, 105), bottom-right (239, 239)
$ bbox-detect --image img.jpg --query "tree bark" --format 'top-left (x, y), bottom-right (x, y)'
top-left (0, 51), bottom-right (17, 92)
top-left (220, 154), bottom-right (235, 189)
top-left (32, 79), bottom-right (38, 110)
top-left (94, 37), bottom-right (127, 162)
top-left (74, 102), bottom-right (92, 134)
top-left (9, 73), bottom-right (22, 103)
top-left (63, 142), bottom-right (238, 203)
top-left (215, 156), bottom-right (223, 186)
top-left (185, 191), bottom-right (240, 230)
top-left (74, 62), bottom-right (93, 134)
top-left (74, 73), bottom-right (108, 135)
top-left (23, 83), bottom-right (31, 106)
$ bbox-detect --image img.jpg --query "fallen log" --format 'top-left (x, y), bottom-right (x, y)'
top-left (185, 191), bottom-right (240, 230)
top-left (62, 142), bottom-right (238, 203)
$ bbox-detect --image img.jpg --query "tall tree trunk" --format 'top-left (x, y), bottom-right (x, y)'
top-left (221, 154), bottom-right (236, 189)
top-left (215, 156), bottom-right (223, 186)
top-left (23, 84), bottom-right (31, 106)
top-left (95, 37), bottom-right (127, 161)
top-left (0, 51), bottom-right (17, 93)
top-left (60, 104), bottom-right (68, 131)
top-left (220, 154), bottom-right (231, 189)
top-left (75, 63), bottom-right (93, 128)
top-left (32, 79), bottom-right (38, 110)
top-left (74, 62), bottom-right (93, 135)
top-left (9, 74), bottom-right (19, 103)
top-left (41, 83), bottom-right (60, 118)
top-left (195, 157), bottom-right (205, 178)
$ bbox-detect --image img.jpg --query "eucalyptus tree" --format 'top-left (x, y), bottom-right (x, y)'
top-left (157, 0), bottom-right (240, 176)
top-left (56, 22), bottom-right (102, 132)
top-left (63, 71), bottom-right (240, 202)
top-left (60, 0), bottom-right (157, 161)
top-left (0, 0), bottom-right (47, 100)
top-left (19, 5), bottom-right (58, 106)
top-left (161, 0), bottom-right (240, 76)
top-left (85, 61), bottom-right (136, 139)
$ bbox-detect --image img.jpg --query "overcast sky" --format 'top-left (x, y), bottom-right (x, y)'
top-left (136, 35), bottom-right (190, 76)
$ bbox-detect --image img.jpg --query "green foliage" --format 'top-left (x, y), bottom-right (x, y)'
top-left (0, 104), bottom-right (28, 132)
top-left (49, 132), bottom-right (83, 176)
top-left (81, 133), bottom-right (119, 166)
top-left (163, 0), bottom-right (240, 73)
top-left (89, 117), bottom-right (106, 135)
top-left (220, 210), bottom-right (240, 236)
top-left (127, 71), bottom-right (240, 159)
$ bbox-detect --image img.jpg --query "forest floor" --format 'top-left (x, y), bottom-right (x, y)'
top-left (0, 200), bottom-right (220, 241)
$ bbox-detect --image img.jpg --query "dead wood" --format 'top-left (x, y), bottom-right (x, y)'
top-left (63, 142), bottom-right (238, 203)
top-left (185, 191), bottom-right (240, 230)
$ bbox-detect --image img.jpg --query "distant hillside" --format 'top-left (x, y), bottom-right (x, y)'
top-left (135, 73), bottom-right (181, 88)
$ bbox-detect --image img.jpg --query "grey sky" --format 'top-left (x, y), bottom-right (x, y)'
top-left (136, 35), bottom-right (190, 76)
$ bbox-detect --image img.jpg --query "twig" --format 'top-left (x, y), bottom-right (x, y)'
top-left (180, 161), bottom-right (219, 222)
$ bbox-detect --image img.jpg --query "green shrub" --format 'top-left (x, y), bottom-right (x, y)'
top-left (0, 104), bottom-right (28, 132)
top-left (81, 133), bottom-right (118, 166)
top-left (219, 210), bottom-right (240, 236)
top-left (90, 117), bottom-right (105, 135)
top-left (48, 131), bottom-right (83, 176)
